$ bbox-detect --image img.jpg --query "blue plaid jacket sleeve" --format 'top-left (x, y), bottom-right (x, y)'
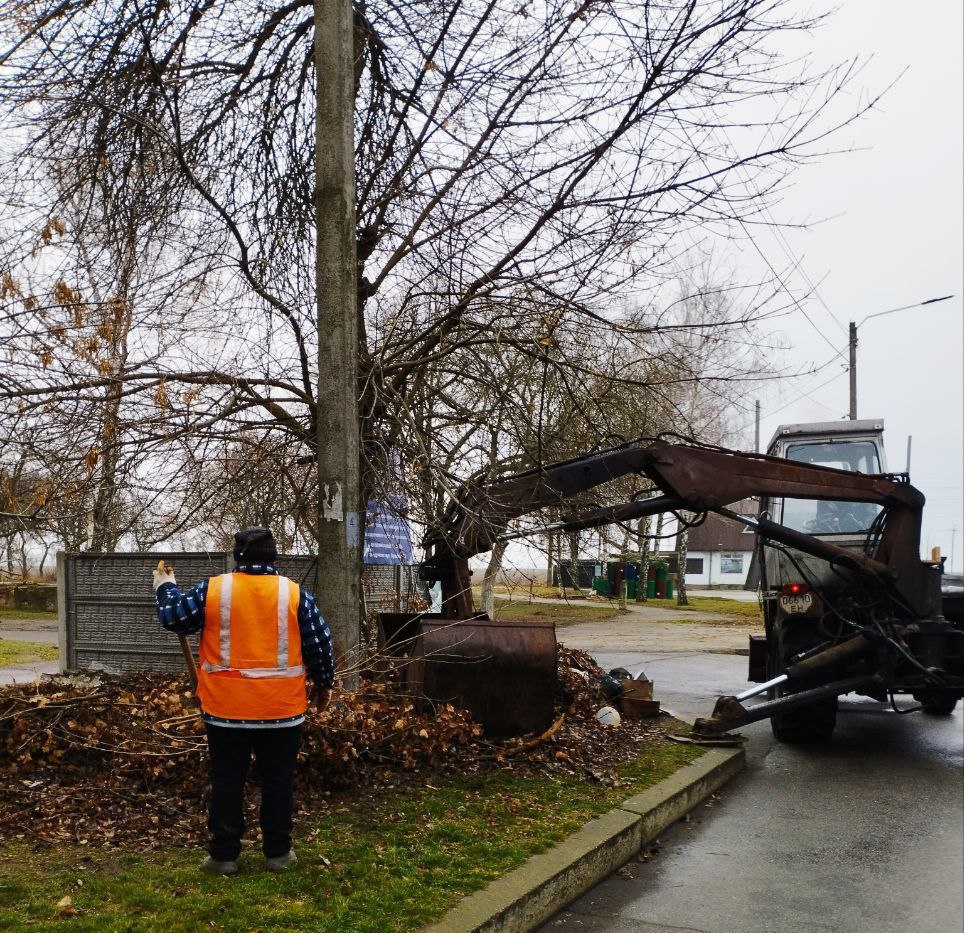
top-left (155, 580), bottom-right (208, 634)
top-left (299, 589), bottom-right (336, 688)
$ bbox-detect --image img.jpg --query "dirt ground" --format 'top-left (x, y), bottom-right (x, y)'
top-left (558, 615), bottom-right (759, 656)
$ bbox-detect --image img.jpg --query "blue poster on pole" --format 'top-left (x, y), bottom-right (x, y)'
top-left (364, 499), bottom-right (414, 565)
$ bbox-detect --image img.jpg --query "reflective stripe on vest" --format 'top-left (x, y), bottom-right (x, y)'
top-left (200, 662), bottom-right (305, 678)
top-left (276, 576), bottom-right (289, 670)
top-left (219, 572), bottom-right (232, 666)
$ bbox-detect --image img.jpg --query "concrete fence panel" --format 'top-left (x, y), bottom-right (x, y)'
top-left (57, 552), bottom-right (420, 676)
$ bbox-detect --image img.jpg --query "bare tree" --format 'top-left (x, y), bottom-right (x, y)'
top-left (0, 0), bottom-right (870, 580)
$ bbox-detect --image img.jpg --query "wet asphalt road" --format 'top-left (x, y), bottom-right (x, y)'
top-left (0, 628), bottom-right (60, 686)
top-left (542, 650), bottom-right (964, 933)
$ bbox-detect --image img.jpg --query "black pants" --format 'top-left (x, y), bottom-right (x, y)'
top-left (204, 722), bottom-right (302, 861)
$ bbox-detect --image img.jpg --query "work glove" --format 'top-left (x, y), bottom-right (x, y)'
top-left (308, 682), bottom-right (332, 713)
top-left (152, 559), bottom-right (177, 591)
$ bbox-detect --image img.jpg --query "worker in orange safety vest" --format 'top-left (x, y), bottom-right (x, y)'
top-left (154, 527), bottom-right (335, 875)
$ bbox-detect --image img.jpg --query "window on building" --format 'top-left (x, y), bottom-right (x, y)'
top-left (670, 557), bottom-right (705, 575)
top-left (720, 553), bottom-right (744, 574)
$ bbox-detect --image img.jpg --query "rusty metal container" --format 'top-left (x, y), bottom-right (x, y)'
top-left (376, 612), bottom-right (441, 658)
top-left (404, 619), bottom-right (558, 737)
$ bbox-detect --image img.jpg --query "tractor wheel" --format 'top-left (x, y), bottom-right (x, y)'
top-left (914, 692), bottom-right (959, 716)
top-left (769, 618), bottom-right (838, 743)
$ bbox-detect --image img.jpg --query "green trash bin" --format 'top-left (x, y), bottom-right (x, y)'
top-left (666, 579), bottom-right (674, 599)
top-left (592, 576), bottom-right (610, 596)
top-left (627, 579), bottom-right (637, 599)
top-left (646, 579), bottom-right (656, 598)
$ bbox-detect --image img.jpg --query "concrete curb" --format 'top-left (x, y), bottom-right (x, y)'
top-left (422, 745), bottom-right (745, 933)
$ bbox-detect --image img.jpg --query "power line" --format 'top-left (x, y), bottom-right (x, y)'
top-left (706, 121), bottom-right (849, 361)
top-left (732, 369), bottom-right (846, 434)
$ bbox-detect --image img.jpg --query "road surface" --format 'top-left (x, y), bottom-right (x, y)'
top-left (0, 624), bottom-right (59, 686)
top-left (542, 631), bottom-right (964, 933)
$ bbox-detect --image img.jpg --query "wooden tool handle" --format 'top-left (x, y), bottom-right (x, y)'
top-left (178, 635), bottom-right (198, 689)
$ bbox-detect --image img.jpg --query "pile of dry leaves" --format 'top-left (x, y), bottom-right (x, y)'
top-left (0, 645), bottom-right (671, 849)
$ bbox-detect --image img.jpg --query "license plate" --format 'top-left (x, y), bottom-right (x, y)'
top-left (780, 593), bottom-right (813, 614)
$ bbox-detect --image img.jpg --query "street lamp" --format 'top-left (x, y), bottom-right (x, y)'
top-left (848, 295), bottom-right (955, 419)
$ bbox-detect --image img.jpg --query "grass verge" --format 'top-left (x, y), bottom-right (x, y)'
top-left (489, 593), bottom-right (760, 625)
top-left (0, 610), bottom-right (57, 623)
top-left (491, 583), bottom-right (585, 600)
top-left (643, 597), bottom-right (762, 620)
top-left (0, 743), bottom-right (702, 932)
top-left (491, 599), bottom-right (622, 626)
top-left (0, 640), bottom-right (58, 665)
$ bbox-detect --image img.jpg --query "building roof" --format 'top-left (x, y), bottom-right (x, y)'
top-left (679, 499), bottom-right (757, 553)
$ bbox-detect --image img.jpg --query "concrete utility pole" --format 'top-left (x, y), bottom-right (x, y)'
top-left (754, 399), bottom-right (761, 453)
top-left (848, 321), bottom-right (858, 420)
top-left (314, 0), bottom-right (360, 685)
top-left (848, 295), bottom-right (953, 421)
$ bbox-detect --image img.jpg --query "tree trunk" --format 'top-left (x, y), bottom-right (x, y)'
top-left (72, 215), bottom-right (133, 554)
top-left (481, 539), bottom-right (508, 618)
top-left (545, 533), bottom-right (554, 586)
top-left (38, 541), bottom-right (53, 578)
top-left (89, 382), bottom-right (124, 552)
top-left (18, 533), bottom-right (28, 580)
top-left (567, 531), bottom-right (580, 592)
top-left (636, 515), bottom-right (651, 602)
top-left (649, 513), bottom-right (665, 598)
top-left (676, 513), bottom-right (690, 606)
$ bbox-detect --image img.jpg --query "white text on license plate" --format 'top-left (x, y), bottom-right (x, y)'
top-left (780, 593), bottom-right (813, 614)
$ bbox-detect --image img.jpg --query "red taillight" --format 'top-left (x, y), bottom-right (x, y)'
top-left (781, 582), bottom-right (809, 596)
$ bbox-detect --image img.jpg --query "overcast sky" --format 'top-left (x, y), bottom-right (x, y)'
top-left (738, 0), bottom-right (964, 571)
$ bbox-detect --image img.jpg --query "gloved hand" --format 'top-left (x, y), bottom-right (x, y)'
top-left (152, 559), bottom-right (176, 591)
top-left (308, 683), bottom-right (332, 712)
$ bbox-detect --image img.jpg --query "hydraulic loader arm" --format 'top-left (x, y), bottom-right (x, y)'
top-left (422, 438), bottom-right (929, 618)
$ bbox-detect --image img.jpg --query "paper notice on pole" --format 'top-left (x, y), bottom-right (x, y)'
top-left (322, 483), bottom-right (344, 521)
top-left (346, 511), bottom-right (360, 550)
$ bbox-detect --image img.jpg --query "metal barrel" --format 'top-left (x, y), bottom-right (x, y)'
top-left (404, 618), bottom-right (558, 737)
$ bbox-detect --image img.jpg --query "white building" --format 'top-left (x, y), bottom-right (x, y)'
top-left (669, 500), bottom-right (756, 589)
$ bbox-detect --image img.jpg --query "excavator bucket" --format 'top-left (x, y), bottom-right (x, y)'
top-left (403, 618), bottom-right (558, 737)
top-left (376, 612), bottom-right (439, 658)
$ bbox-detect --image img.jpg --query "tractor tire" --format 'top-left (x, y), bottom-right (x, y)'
top-left (914, 692), bottom-right (959, 716)
top-left (771, 696), bottom-right (838, 743)
top-left (768, 617), bottom-right (838, 743)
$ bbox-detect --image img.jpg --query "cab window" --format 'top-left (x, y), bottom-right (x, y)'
top-left (779, 441), bottom-right (882, 534)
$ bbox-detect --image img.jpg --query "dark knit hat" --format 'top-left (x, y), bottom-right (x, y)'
top-left (233, 526), bottom-right (278, 564)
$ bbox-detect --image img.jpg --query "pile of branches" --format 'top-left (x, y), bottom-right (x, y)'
top-left (0, 646), bottom-right (671, 849)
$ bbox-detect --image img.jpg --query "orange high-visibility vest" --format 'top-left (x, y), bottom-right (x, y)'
top-left (197, 573), bottom-right (306, 721)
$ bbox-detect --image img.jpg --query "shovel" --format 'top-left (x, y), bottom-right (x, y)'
top-left (156, 559), bottom-right (198, 690)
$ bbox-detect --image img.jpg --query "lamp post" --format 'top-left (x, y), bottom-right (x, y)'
top-left (848, 295), bottom-right (954, 419)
